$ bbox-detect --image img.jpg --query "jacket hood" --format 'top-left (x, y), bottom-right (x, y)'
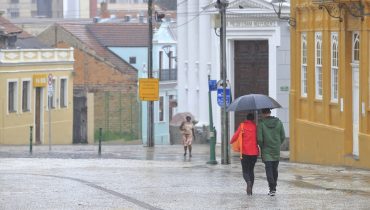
top-left (261, 116), bottom-right (280, 128)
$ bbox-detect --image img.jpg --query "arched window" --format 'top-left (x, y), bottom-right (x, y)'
top-left (301, 33), bottom-right (307, 97)
top-left (315, 32), bottom-right (323, 99)
top-left (353, 32), bottom-right (360, 62)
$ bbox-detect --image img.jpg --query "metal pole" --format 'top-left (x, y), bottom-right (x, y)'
top-left (169, 51), bottom-right (172, 80)
top-left (99, 128), bottom-right (102, 155)
top-left (48, 96), bottom-right (51, 151)
top-left (147, 0), bottom-right (154, 147)
top-left (207, 75), bottom-right (218, 165)
top-left (29, 126), bottom-right (33, 154)
top-left (218, 0), bottom-right (230, 164)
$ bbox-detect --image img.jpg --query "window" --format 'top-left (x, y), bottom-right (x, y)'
top-left (8, 80), bottom-right (18, 113)
top-left (331, 32), bottom-right (339, 102)
top-left (11, 0), bottom-right (19, 3)
top-left (315, 32), bottom-right (323, 100)
top-left (158, 96), bottom-right (164, 122)
top-left (8, 8), bottom-right (19, 18)
top-left (22, 80), bottom-right (31, 112)
top-left (168, 95), bottom-right (176, 121)
top-left (353, 32), bottom-right (360, 62)
top-left (301, 33), bottom-right (307, 97)
top-left (60, 78), bottom-right (68, 107)
top-left (129, 56), bottom-right (136, 64)
top-left (48, 78), bottom-right (56, 109)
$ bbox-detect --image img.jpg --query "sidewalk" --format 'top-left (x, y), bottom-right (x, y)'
top-left (0, 143), bottom-right (290, 161)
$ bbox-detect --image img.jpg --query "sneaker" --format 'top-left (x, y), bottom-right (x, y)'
top-left (268, 191), bottom-right (276, 196)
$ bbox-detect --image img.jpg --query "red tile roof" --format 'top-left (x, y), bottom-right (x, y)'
top-left (0, 16), bottom-right (34, 38)
top-left (86, 23), bottom-right (149, 47)
top-left (57, 22), bottom-right (146, 74)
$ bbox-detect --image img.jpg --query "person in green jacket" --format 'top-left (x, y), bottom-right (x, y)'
top-left (257, 108), bottom-right (285, 196)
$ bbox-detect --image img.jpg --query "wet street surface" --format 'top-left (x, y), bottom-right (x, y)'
top-left (0, 144), bottom-right (369, 209)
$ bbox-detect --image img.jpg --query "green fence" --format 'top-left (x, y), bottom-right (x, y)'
top-left (94, 91), bottom-right (141, 143)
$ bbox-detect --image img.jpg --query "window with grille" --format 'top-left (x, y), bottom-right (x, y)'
top-left (353, 32), bottom-right (360, 62)
top-left (315, 32), bottom-right (323, 100)
top-left (129, 56), bottom-right (136, 64)
top-left (8, 81), bottom-right (18, 113)
top-left (301, 33), bottom-right (307, 97)
top-left (60, 78), bottom-right (67, 107)
top-left (8, 8), bottom-right (19, 18)
top-left (22, 80), bottom-right (31, 112)
top-left (158, 96), bottom-right (164, 122)
top-left (331, 32), bottom-right (339, 102)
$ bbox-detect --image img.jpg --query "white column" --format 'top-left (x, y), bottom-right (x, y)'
top-left (198, 0), bottom-right (212, 126)
top-left (177, 1), bottom-right (188, 113)
top-left (186, 1), bottom-right (199, 118)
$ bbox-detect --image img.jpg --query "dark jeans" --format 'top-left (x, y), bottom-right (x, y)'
top-left (240, 155), bottom-right (257, 183)
top-left (264, 161), bottom-right (279, 191)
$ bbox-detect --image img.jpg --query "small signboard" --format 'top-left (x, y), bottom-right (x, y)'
top-left (139, 78), bottom-right (159, 101)
top-left (48, 74), bottom-right (54, 97)
top-left (217, 88), bottom-right (231, 108)
top-left (208, 80), bottom-right (217, 91)
top-left (32, 74), bottom-right (48, 87)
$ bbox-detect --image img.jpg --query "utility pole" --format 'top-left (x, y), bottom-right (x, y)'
top-left (216, 0), bottom-right (230, 164)
top-left (147, 0), bottom-right (154, 147)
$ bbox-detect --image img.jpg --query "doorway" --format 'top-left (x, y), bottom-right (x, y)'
top-left (35, 87), bottom-right (43, 144)
top-left (73, 95), bottom-right (87, 144)
top-left (234, 40), bottom-right (269, 128)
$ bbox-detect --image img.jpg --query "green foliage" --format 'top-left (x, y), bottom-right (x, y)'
top-left (155, 0), bottom-right (177, 10)
top-left (94, 130), bottom-right (138, 142)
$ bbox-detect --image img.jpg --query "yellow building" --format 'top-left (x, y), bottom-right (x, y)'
top-left (290, 0), bottom-right (370, 169)
top-left (0, 48), bottom-right (74, 144)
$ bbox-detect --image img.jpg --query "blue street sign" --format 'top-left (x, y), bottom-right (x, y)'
top-left (209, 80), bottom-right (217, 91)
top-left (217, 88), bottom-right (231, 107)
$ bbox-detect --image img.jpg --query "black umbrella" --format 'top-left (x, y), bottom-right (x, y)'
top-left (226, 94), bottom-right (282, 112)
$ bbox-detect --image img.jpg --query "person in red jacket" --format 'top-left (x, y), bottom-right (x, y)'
top-left (230, 113), bottom-right (259, 195)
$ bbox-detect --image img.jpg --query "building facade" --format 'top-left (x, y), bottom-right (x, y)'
top-left (0, 48), bottom-right (74, 144)
top-left (290, 0), bottom-right (370, 168)
top-left (177, 0), bottom-right (291, 142)
top-left (38, 23), bottom-right (140, 144)
top-left (108, 22), bottom-right (177, 145)
top-left (0, 0), bottom-right (96, 18)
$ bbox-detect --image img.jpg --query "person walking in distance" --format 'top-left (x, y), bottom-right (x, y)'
top-left (258, 108), bottom-right (285, 196)
top-left (230, 113), bottom-right (259, 196)
top-left (180, 116), bottom-right (195, 157)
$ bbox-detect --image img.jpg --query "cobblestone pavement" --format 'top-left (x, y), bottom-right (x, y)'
top-left (0, 144), bottom-right (369, 210)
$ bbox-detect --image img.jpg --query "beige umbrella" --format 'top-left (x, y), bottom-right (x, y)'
top-left (170, 112), bottom-right (197, 126)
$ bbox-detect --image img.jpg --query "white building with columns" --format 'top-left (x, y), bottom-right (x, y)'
top-left (177, 0), bottom-right (291, 142)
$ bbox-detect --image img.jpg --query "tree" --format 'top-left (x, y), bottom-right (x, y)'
top-left (155, 0), bottom-right (177, 10)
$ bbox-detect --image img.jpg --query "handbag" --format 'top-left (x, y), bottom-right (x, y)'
top-left (231, 124), bottom-right (244, 159)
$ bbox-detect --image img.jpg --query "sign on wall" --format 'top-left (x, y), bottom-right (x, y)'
top-left (33, 74), bottom-right (48, 87)
top-left (139, 78), bottom-right (159, 101)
